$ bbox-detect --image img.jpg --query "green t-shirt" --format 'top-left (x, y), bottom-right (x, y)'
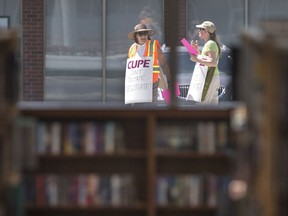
top-left (201, 40), bottom-right (219, 76)
top-left (200, 40), bottom-right (220, 101)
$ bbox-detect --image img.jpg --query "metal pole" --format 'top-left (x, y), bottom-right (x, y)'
top-left (102, 0), bottom-right (107, 102)
top-left (245, 0), bottom-right (248, 29)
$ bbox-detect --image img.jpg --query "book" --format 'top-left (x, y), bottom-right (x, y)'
top-left (98, 175), bottom-right (111, 205)
top-left (104, 122), bottom-right (116, 154)
top-left (85, 174), bottom-right (100, 205)
top-left (111, 174), bottom-right (121, 206)
top-left (77, 175), bottom-right (87, 206)
top-left (50, 122), bottom-right (61, 155)
top-left (187, 175), bottom-right (202, 207)
top-left (157, 176), bottom-right (169, 206)
top-left (206, 174), bottom-right (218, 207)
top-left (81, 122), bottom-right (96, 155)
top-left (36, 121), bottom-right (46, 154)
top-left (45, 175), bottom-right (59, 206)
top-left (35, 175), bottom-right (46, 206)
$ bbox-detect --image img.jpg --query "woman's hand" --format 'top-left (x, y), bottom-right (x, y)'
top-left (190, 54), bottom-right (198, 62)
top-left (190, 40), bottom-right (199, 52)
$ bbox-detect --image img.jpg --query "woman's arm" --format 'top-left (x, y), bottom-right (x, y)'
top-left (158, 47), bottom-right (171, 81)
top-left (190, 50), bottom-right (218, 67)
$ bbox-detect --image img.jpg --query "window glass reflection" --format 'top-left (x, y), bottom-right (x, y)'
top-left (1, 0), bottom-right (20, 28)
top-left (45, 0), bottom-right (102, 101)
top-left (187, 0), bottom-right (244, 46)
top-left (106, 0), bottom-right (163, 103)
top-left (249, 0), bottom-right (288, 27)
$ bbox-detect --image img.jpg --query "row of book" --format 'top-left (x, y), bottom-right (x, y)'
top-left (35, 120), bottom-right (229, 155)
top-left (36, 121), bottom-right (124, 155)
top-left (156, 121), bottom-right (229, 153)
top-left (156, 174), bottom-right (231, 207)
top-left (24, 174), bottom-right (136, 207)
top-left (24, 173), bottom-right (230, 208)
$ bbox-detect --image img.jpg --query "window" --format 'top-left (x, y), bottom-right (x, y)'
top-left (249, 0), bottom-right (288, 27)
top-left (0, 16), bottom-right (9, 29)
top-left (187, 0), bottom-right (245, 47)
top-left (45, 0), bottom-right (102, 101)
top-left (45, 0), bottom-right (163, 103)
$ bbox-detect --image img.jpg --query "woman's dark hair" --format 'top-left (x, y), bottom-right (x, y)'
top-left (134, 33), bottom-right (151, 44)
top-left (209, 32), bottom-right (221, 56)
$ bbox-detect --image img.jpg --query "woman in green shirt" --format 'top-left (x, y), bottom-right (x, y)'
top-left (189, 21), bottom-right (221, 105)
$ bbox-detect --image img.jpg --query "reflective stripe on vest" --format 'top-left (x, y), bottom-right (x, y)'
top-left (128, 40), bottom-right (160, 82)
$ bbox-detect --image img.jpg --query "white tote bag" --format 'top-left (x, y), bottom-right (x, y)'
top-left (186, 62), bottom-right (209, 102)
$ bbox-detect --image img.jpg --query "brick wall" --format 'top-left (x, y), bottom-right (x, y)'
top-left (164, 0), bottom-right (187, 46)
top-left (22, 0), bottom-right (44, 101)
top-left (178, 0), bottom-right (187, 41)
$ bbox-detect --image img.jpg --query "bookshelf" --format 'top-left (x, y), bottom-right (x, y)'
top-left (231, 23), bottom-right (288, 216)
top-left (17, 102), bottom-right (244, 216)
top-left (0, 30), bottom-right (20, 216)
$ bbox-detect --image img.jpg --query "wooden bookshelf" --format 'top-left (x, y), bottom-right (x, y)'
top-left (232, 27), bottom-right (288, 216)
top-left (18, 101), bottom-right (244, 216)
top-left (0, 30), bottom-right (20, 216)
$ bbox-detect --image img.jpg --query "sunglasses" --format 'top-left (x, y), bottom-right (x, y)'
top-left (197, 28), bottom-right (206, 31)
top-left (137, 31), bottom-right (149, 36)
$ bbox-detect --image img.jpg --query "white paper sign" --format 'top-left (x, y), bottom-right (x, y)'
top-left (125, 56), bottom-right (153, 104)
top-left (186, 62), bottom-right (209, 102)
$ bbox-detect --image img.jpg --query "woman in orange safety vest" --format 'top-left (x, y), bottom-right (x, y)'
top-left (128, 23), bottom-right (171, 103)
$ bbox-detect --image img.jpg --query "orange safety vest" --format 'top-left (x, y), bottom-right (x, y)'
top-left (128, 40), bottom-right (160, 83)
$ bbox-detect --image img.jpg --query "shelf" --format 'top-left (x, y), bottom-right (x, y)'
top-left (157, 152), bottom-right (232, 174)
top-left (32, 153), bottom-right (147, 174)
top-left (26, 205), bottom-right (216, 216)
top-left (157, 206), bottom-right (216, 216)
top-left (17, 103), bottom-right (241, 216)
top-left (17, 101), bottom-right (243, 120)
top-left (156, 151), bottom-right (230, 158)
top-left (31, 152), bottom-right (231, 174)
top-left (37, 151), bottom-right (147, 159)
top-left (26, 204), bottom-right (147, 216)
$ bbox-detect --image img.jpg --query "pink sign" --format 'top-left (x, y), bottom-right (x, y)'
top-left (162, 83), bottom-right (181, 104)
top-left (181, 38), bottom-right (198, 56)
